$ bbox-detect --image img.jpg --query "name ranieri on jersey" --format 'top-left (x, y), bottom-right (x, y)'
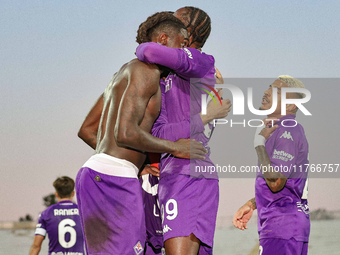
top-left (54, 208), bottom-right (79, 216)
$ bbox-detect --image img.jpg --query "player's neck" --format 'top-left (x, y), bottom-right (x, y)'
top-left (267, 112), bottom-right (295, 120)
top-left (58, 198), bottom-right (73, 202)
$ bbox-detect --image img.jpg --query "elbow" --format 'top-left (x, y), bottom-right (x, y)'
top-left (77, 127), bottom-right (86, 140)
top-left (78, 125), bottom-right (94, 142)
top-left (114, 126), bottom-right (137, 148)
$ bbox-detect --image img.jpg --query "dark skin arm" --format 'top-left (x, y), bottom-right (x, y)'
top-left (256, 123), bottom-right (287, 192)
top-left (114, 62), bottom-right (206, 159)
top-left (78, 93), bottom-right (103, 149)
top-left (79, 90), bottom-right (231, 149)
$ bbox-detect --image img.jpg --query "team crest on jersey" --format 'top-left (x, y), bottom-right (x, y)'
top-left (280, 131), bottom-right (294, 141)
top-left (165, 77), bottom-right (172, 93)
top-left (133, 241), bottom-right (144, 255)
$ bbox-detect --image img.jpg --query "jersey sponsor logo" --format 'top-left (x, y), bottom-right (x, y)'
top-left (280, 131), bottom-right (294, 141)
top-left (183, 48), bottom-right (193, 59)
top-left (163, 224), bottom-right (172, 234)
top-left (133, 241), bottom-right (144, 255)
top-left (54, 208), bottom-right (79, 216)
top-left (272, 149), bottom-right (295, 162)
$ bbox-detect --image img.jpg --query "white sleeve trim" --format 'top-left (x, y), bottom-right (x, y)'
top-left (35, 227), bottom-right (46, 236)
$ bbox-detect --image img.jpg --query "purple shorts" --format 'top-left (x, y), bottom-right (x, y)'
top-left (158, 174), bottom-right (219, 250)
top-left (76, 154), bottom-right (146, 255)
top-left (259, 238), bottom-right (308, 255)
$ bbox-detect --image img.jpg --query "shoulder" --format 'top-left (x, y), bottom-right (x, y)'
top-left (127, 58), bottom-right (160, 74)
top-left (275, 122), bottom-right (306, 144)
top-left (39, 204), bottom-right (55, 219)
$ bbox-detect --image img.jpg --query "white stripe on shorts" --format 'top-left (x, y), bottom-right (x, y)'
top-left (82, 153), bottom-right (139, 178)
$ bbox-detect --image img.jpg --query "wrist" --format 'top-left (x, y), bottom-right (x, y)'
top-left (254, 134), bottom-right (265, 148)
top-left (169, 140), bottom-right (178, 155)
top-left (247, 198), bottom-right (257, 210)
top-left (254, 126), bottom-right (266, 148)
top-left (200, 113), bottom-right (212, 125)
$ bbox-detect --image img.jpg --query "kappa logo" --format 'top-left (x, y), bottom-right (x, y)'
top-left (163, 224), bottom-right (172, 234)
top-left (183, 48), bottom-right (193, 59)
top-left (133, 241), bottom-right (144, 255)
top-left (280, 131), bottom-right (294, 141)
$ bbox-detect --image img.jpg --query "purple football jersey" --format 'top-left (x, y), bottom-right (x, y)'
top-left (255, 115), bottom-right (310, 242)
top-left (136, 43), bottom-right (217, 179)
top-left (35, 201), bottom-right (85, 254)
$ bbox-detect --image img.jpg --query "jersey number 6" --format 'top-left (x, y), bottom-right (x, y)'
top-left (58, 219), bottom-right (77, 249)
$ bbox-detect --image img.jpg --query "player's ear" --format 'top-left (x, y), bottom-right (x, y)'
top-left (71, 191), bottom-right (75, 198)
top-left (55, 191), bottom-right (60, 200)
top-left (157, 33), bottom-right (168, 45)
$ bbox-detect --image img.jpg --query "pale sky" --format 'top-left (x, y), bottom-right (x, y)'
top-left (1, 0), bottom-right (340, 225)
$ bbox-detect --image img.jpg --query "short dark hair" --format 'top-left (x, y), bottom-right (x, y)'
top-left (53, 176), bottom-right (75, 198)
top-left (136, 11), bottom-right (186, 44)
top-left (182, 6), bottom-right (211, 48)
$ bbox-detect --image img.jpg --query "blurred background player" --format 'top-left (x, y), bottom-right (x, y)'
top-left (29, 176), bottom-right (84, 255)
top-left (232, 76), bottom-right (310, 255)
